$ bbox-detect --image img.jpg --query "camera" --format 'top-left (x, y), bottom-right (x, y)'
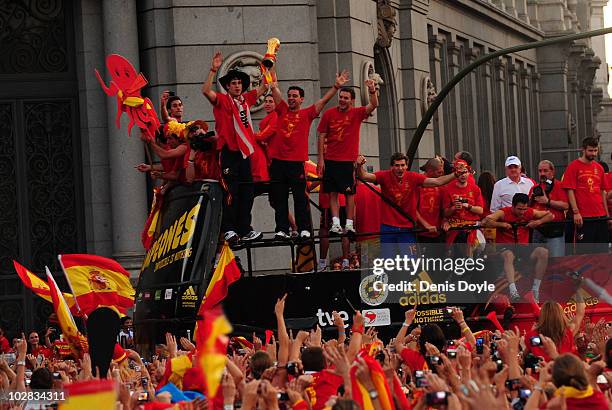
top-left (524, 353), bottom-right (542, 371)
top-left (530, 336), bottom-right (542, 347)
top-left (426, 355), bottom-right (442, 367)
top-left (53, 372), bottom-right (62, 380)
top-left (426, 391), bottom-right (449, 406)
top-left (277, 392), bottom-right (290, 401)
top-left (189, 130), bottom-right (217, 151)
top-left (519, 389), bottom-right (532, 399)
top-left (375, 350), bottom-right (386, 364)
top-left (286, 362), bottom-right (301, 377)
top-left (505, 378), bottom-right (521, 391)
top-left (141, 377), bottom-right (148, 388)
top-left (414, 370), bottom-right (428, 388)
top-left (476, 337), bottom-right (484, 354)
top-left (137, 392), bottom-right (149, 402)
top-left (532, 185), bottom-right (544, 197)
top-left (447, 349), bottom-right (457, 359)
top-left (495, 359), bottom-right (504, 372)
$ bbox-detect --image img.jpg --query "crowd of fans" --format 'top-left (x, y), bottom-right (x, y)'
top-left (0, 296), bottom-right (610, 409)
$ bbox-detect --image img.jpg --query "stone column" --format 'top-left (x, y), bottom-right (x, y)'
top-left (516, 0), bottom-right (530, 23)
top-left (504, 0), bottom-right (517, 18)
top-left (465, 45), bottom-right (481, 165)
top-left (589, 0), bottom-right (609, 97)
top-left (507, 60), bottom-right (521, 155)
top-left (447, 40), bottom-right (463, 154)
top-left (493, 58), bottom-right (508, 169)
top-left (530, 70), bottom-right (542, 163)
top-left (481, 59), bottom-right (497, 171)
top-left (101, 0), bottom-right (147, 272)
top-left (537, 0), bottom-right (566, 33)
top-left (520, 67), bottom-right (534, 170)
top-left (527, 0), bottom-right (540, 29)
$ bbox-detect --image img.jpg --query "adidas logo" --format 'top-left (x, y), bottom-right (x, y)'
top-left (182, 286), bottom-right (198, 300)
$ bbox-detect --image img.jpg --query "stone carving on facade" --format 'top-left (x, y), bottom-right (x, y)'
top-left (361, 61), bottom-right (384, 106)
top-left (376, 0), bottom-right (397, 48)
top-left (421, 76), bottom-right (438, 114)
top-left (566, 113), bottom-right (577, 144)
top-left (217, 51), bottom-right (267, 112)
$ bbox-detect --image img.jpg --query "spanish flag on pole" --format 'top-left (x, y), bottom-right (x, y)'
top-left (13, 261), bottom-right (77, 313)
top-left (195, 307), bottom-right (232, 399)
top-left (350, 353), bottom-right (395, 410)
top-left (58, 254), bottom-right (134, 315)
top-left (60, 379), bottom-right (116, 410)
top-left (199, 244), bottom-right (241, 312)
top-left (46, 267), bottom-right (88, 358)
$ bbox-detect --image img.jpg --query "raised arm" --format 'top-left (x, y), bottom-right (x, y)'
top-left (160, 90), bottom-right (170, 123)
top-left (274, 294), bottom-right (290, 365)
top-left (202, 51), bottom-right (223, 105)
top-left (255, 67), bottom-right (274, 99)
top-left (355, 155), bottom-right (377, 184)
top-left (423, 172), bottom-right (456, 187)
top-left (313, 69), bottom-right (350, 114)
top-left (364, 79), bottom-right (379, 116)
top-left (394, 307), bottom-right (416, 355)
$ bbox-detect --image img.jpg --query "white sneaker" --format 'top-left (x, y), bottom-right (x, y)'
top-left (341, 259), bottom-right (350, 270)
top-left (510, 291), bottom-right (521, 303)
top-left (242, 230), bottom-right (262, 241)
top-left (300, 230), bottom-right (311, 239)
top-left (317, 260), bottom-right (328, 272)
top-left (224, 231), bottom-right (239, 244)
top-left (344, 222), bottom-right (356, 237)
top-left (329, 223), bottom-right (343, 235)
top-left (274, 231), bottom-right (291, 240)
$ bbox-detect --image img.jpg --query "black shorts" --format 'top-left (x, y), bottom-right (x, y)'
top-left (498, 244), bottom-right (544, 262)
top-left (323, 160), bottom-right (356, 194)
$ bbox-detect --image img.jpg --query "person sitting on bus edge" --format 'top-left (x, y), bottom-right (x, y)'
top-left (482, 193), bottom-right (553, 303)
top-left (356, 153), bottom-right (466, 259)
top-left (528, 160), bottom-right (569, 257)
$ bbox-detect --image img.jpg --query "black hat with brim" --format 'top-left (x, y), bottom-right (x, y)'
top-left (219, 69), bottom-right (250, 91)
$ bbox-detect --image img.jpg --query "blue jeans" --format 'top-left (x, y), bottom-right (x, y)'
top-left (532, 230), bottom-right (565, 257)
top-left (380, 224), bottom-right (417, 260)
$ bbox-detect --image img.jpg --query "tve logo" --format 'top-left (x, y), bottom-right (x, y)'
top-left (362, 308), bottom-right (391, 327)
top-left (315, 309), bottom-right (349, 328)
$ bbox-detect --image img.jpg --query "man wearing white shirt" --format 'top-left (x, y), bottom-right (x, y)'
top-left (490, 156), bottom-right (535, 211)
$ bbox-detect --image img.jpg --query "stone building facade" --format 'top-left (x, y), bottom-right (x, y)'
top-left (1, 0), bottom-right (610, 330)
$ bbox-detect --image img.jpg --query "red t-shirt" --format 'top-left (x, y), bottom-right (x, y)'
top-left (256, 111), bottom-right (278, 144)
top-left (0, 336), bottom-right (9, 353)
top-left (417, 185), bottom-right (442, 237)
top-left (213, 90), bottom-right (258, 152)
top-left (441, 182), bottom-right (484, 222)
top-left (400, 348), bottom-right (427, 373)
top-left (525, 327), bottom-right (576, 362)
top-left (30, 345), bottom-right (52, 358)
top-left (374, 170), bottom-right (426, 228)
top-left (606, 172), bottom-right (612, 216)
top-left (268, 100), bottom-right (317, 161)
top-left (528, 179), bottom-right (568, 222)
top-left (192, 149), bottom-right (221, 181)
top-left (354, 182), bottom-right (382, 240)
top-left (250, 143), bottom-right (269, 182)
top-left (561, 159), bottom-right (606, 217)
top-left (317, 106), bottom-right (368, 161)
top-left (305, 371), bottom-right (343, 410)
top-left (496, 206), bottom-right (536, 244)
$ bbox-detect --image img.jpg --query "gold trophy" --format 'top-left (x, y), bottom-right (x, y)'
top-left (262, 37), bottom-right (281, 68)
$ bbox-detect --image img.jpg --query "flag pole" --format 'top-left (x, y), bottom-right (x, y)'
top-left (57, 255), bottom-right (84, 317)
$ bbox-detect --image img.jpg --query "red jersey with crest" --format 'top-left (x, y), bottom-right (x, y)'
top-left (417, 185), bottom-right (442, 237)
top-left (496, 206), bottom-right (536, 244)
top-left (441, 182), bottom-right (484, 222)
top-left (317, 106), bottom-right (368, 162)
top-left (374, 170), bottom-right (426, 228)
top-left (561, 159), bottom-right (606, 217)
top-left (269, 100), bottom-right (317, 161)
top-left (304, 370), bottom-right (343, 410)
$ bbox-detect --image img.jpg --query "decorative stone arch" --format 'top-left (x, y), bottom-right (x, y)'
top-left (373, 45), bottom-right (400, 165)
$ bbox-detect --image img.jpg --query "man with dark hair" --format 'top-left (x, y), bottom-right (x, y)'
top-left (317, 81), bottom-right (379, 236)
top-left (483, 193), bottom-right (553, 302)
top-left (528, 160), bottom-right (569, 257)
top-left (357, 153), bottom-right (464, 258)
top-left (268, 71), bottom-right (350, 240)
top-left (160, 91), bottom-right (184, 123)
top-left (562, 137), bottom-right (610, 247)
top-left (201, 52), bottom-right (270, 243)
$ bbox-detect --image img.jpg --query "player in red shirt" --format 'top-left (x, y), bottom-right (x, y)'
top-left (317, 81), bottom-right (379, 236)
top-left (562, 137), bottom-right (610, 249)
top-left (441, 159), bottom-right (484, 256)
top-left (184, 121), bottom-right (220, 183)
top-left (268, 71), bottom-right (350, 240)
top-left (357, 153), bottom-right (465, 259)
top-left (415, 157), bottom-right (444, 245)
top-left (528, 160), bottom-right (569, 257)
top-left (251, 95), bottom-right (277, 183)
top-left (482, 193), bottom-right (553, 302)
top-left (201, 52), bottom-right (270, 244)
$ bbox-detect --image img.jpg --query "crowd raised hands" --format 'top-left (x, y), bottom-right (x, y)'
top-left (0, 298), bottom-right (610, 409)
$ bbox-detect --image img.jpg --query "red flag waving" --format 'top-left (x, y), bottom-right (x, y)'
top-left (199, 244), bottom-right (241, 312)
top-left (13, 260), bottom-right (78, 313)
top-left (350, 353), bottom-right (395, 410)
top-left (195, 307), bottom-right (232, 399)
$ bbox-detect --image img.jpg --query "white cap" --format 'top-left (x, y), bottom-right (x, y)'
top-left (505, 156), bottom-right (521, 167)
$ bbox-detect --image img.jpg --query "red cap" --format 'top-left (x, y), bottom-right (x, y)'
top-left (112, 343), bottom-right (127, 364)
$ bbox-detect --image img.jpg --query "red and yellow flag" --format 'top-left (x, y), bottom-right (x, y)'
top-left (60, 379), bottom-right (116, 410)
top-left (195, 307), bottom-right (232, 399)
top-left (350, 353), bottom-right (395, 410)
top-left (199, 244), bottom-right (241, 312)
top-left (58, 254), bottom-right (134, 315)
top-left (13, 260), bottom-right (77, 312)
top-left (142, 187), bottom-right (163, 250)
top-left (46, 267), bottom-right (88, 358)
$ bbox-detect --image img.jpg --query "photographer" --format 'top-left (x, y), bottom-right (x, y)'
top-left (528, 160), bottom-right (569, 256)
top-left (184, 120), bottom-right (220, 183)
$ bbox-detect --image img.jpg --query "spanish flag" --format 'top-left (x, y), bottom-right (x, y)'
top-left (58, 254), bottom-right (134, 315)
top-left (13, 261), bottom-right (77, 312)
top-left (199, 244), bottom-right (241, 312)
top-left (195, 307), bottom-right (232, 399)
top-left (350, 353), bottom-right (395, 410)
top-left (60, 379), bottom-right (116, 410)
top-left (142, 187), bottom-right (163, 250)
top-left (46, 267), bottom-right (88, 358)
